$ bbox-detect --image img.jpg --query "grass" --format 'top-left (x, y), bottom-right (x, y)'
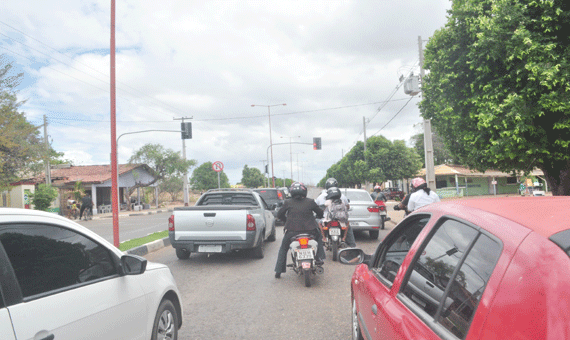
top-left (119, 230), bottom-right (168, 251)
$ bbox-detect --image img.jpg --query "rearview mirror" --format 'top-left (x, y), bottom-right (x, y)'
top-left (339, 248), bottom-right (367, 265)
top-left (121, 254), bottom-right (147, 275)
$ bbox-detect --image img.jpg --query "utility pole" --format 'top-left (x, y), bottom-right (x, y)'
top-left (363, 116), bottom-right (370, 191)
top-left (174, 117), bottom-right (192, 206)
top-left (43, 115), bottom-right (51, 185)
top-left (418, 35), bottom-right (436, 190)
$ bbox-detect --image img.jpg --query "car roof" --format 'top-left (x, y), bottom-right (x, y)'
top-left (418, 196), bottom-right (570, 238)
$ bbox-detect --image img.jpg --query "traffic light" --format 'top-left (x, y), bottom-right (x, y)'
top-left (313, 137), bottom-right (321, 150)
top-left (265, 164), bottom-right (268, 174)
top-left (181, 122), bottom-right (192, 139)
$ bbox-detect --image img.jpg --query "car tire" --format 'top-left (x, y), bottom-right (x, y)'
top-left (175, 248), bottom-right (191, 260)
top-left (352, 297), bottom-right (364, 340)
top-left (267, 222), bottom-right (277, 242)
top-left (151, 299), bottom-right (179, 340)
top-left (251, 237), bottom-right (264, 259)
top-left (369, 230), bottom-right (379, 240)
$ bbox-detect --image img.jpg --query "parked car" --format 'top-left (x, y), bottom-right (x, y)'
top-left (253, 187), bottom-right (287, 225)
top-left (339, 196), bottom-right (570, 340)
top-left (341, 188), bottom-right (385, 239)
top-left (0, 208), bottom-right (183, 340)
top-left (532, 185), bottom-right (546, 196)
top-left (382, 187), bottom-right (405, 200)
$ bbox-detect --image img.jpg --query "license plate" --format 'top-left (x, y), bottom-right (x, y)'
top-left (350, 222), bottom-right (359, 226)
top-left (198, 245), bottom-right (222, 253)
top-left (296, 249), bottom-right (314, 260)
top-left (329, 228), bottom-right (341, 236)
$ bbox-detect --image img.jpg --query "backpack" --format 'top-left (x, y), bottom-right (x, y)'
top-left (329, 199), bottom-right (348, 222)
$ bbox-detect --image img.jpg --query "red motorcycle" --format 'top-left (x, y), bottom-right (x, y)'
top-left (373, 200), bottom-right (388, 230)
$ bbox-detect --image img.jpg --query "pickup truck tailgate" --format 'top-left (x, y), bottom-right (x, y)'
top-left (173, 206), bottom-right (252, 241)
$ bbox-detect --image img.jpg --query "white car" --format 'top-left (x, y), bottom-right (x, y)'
top-left (0, 208), bottom-right (183, 340)
top-left (532, 186), bottom-right (546, 196)
top-left (341, 188), bottom-right (386, 239)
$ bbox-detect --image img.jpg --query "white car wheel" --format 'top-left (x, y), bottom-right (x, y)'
top-left (152, 300), bottom-right (178, 340)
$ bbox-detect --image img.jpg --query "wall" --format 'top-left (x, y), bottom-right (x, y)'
top-left (9, 185), bottom-right (35, 209)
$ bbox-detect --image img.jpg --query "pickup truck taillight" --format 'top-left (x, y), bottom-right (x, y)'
top-left (168, 215), bottom-right (175, 231)
top-left (246, 214), bottom-right (256, 231)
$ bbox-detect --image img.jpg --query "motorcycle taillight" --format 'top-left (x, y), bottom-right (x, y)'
top-left (299, 238), bottom-right (309, 249)
top-left (329, 220), bottom-right (340, 227)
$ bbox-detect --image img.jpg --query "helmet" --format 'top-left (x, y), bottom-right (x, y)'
top-left (325, 178), bottom-right (338, 190)
top-left (411, 177), bottom-right (426, 189)
top-left (374, 185), bottom-right (381, 191)
top-left (326, 187), bottom-right (341, 200)
top-left (290, 182), bottom-right (307, 198)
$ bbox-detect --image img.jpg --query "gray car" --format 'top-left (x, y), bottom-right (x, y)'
top-left (342, 188), bottom-right (385, 239)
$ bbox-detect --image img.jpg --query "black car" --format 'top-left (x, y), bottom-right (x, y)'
top-left (253, 188), bottom-right (286, 225)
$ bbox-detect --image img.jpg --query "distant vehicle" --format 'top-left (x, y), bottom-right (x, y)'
top-left (533, 184), bottom-right (545, 196)
top-left (169, 189), bottom-right (276, 259)
top-left (341, 188), bottom-right (385, 239)
top-left (279, 186), bottom-right (291, 199)
top-left (340, 196), bottom-right (570, 340)
top-left (253, 188), bottom-right (287, 225)
top-left (0, 208), bottom-right (183, 340)
top-left (382, 187), bottom-right (405, 200)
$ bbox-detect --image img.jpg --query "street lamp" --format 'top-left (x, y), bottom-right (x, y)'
top-left (281, 135), bottom-right (300, 183)
top-left (251, 103), bottom-right (286, 188)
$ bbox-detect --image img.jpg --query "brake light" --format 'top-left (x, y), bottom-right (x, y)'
top-left (379, 205), bottom-right (386, 211)
top-left (277, 191), bottom-right (283, 199)
top-left (168, 215), bottom-right (174, 231)
top-left (246, 214), bottom-right (256, 231)
top-left (368, 206), bottom-right (380, 213)
top-left (329, 220), bottom-right (340, 227)
top-left (299, 237), bottom-right (309, 249)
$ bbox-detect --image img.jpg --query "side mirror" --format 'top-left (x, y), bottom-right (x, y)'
top-left (338, 248), bottom-right (367, 265)
top-left (121, 254), bottom-right (147, 275)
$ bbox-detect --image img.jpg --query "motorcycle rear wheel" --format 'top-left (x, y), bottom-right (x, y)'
top-left (332, 241), bottom-right (339, 261)
top-left (303, 268), bottom-right (312, 287)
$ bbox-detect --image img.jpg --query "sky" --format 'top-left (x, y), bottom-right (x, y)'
top-left (1, 0), bottom-right (452, 186)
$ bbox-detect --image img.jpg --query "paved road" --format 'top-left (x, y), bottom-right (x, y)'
top-left (143, 201), bottom-right (400, 340)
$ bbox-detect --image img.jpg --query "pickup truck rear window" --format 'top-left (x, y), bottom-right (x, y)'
top-left (199, 193), bottom-right (259, 206)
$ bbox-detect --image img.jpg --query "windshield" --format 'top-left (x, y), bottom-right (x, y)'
top-left (254, 190), bottom-right (281, 202)
top-left (344, 190), bottom-right (373, 202)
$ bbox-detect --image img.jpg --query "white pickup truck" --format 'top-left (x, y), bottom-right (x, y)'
top-left (168, 189), bottom-right (277, 259)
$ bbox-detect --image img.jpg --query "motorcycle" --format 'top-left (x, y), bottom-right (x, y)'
top-left (374, 200), bottom-right (389, 229)
top-left (322, 219), bottom-right (348, 261)
top-left (287, 233), bottom-right (324, 287)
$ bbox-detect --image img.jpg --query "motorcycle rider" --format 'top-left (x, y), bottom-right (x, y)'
top-left (371, 185), bottom-right (387, 202)
top-left (322, 187), bottom-right (350, 244)
top-left (79, 193), bottom-right (93, 219)
top-left (407, 177), bottom-right (440, 211)
top-left (274, 182), bottom-right (324, 279)
top-left (315, 178), bottom-right (356, 247)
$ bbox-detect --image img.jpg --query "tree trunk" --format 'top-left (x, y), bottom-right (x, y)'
top-left (540, 160), bottom-right (570, 196)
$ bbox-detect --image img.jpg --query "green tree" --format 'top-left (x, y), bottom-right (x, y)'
top-left (410, 132), bottom-right (455, 167)
top-left (190, 162), bottom-right (230, 191)
top-left (29, 183), bottom-right (58, 211)
top-left (128, 143), bottom-right (196, 198)
top-left (241, 165), bottom-right (265, 188)
top-left (158, 176), bottom-right (184, 201)
top-left (0, 57), bottom-right (44, 189)
top-left (420, 0), bottom-right (570, 195)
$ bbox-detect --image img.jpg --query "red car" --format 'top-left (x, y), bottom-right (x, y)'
top-left (340, 196), bottom-right (570, 340)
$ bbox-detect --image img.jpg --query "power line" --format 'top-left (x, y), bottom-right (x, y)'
top-left (369, 96), bottom-right (416, 137)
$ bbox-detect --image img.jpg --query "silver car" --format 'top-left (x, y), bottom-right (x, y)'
top-left (342, 188), bottom-right (386, 239)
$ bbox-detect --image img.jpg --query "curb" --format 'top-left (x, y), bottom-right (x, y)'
top-left (126, 237), bottom-right (171, 256)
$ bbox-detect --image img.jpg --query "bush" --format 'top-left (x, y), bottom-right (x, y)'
top-left (29, 184), bottom-right (58, 211)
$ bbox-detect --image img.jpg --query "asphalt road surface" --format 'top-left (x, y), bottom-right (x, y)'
top-left (144, 219), bottom-right (396, 340)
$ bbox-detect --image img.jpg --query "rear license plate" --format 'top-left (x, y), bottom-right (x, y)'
top-left (350, 222), bottom-right (359, 226)
top-left (329, 228), bottom-right (341, 236)
top-left (296, 249), bottom-right (314, 260)
top-left (198, 245), bottom-right (222, 253)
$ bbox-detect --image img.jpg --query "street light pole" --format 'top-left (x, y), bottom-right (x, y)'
top-left (281, 135), bottom-right (300, 183)
top-left (252, 103), bottom-right (286, 188)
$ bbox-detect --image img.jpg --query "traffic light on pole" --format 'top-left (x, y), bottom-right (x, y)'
top-left (181, 122), bottom-right (192, 139)
top-left (313, 137), bottom-right (321, 150)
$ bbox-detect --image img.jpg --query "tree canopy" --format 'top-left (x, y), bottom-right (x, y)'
top-left (420, 0), bottom-right (570, 195)
top-left (319, 136), bottom-right (422, 187)
top-left (0, 57), bottom-right (44, 189)
top-left (190, 162), bottom-right (230, 191)
top-left (241, 165), bottom-right (265, 188)
top-left (128, 143), bottom-right (196, 195)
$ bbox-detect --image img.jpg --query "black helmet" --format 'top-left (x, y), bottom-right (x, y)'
top-left (325, 178), bottom-right (338, 190)
top-left (290, 182), bottom-right (307, 198)
top-left (326, 187), bottom-right (341, 200)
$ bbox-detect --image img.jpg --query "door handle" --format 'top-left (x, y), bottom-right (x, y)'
top-left (425, 281), bottom-right (435, 288)
top-left (372, 304), bottom-right (378, 315)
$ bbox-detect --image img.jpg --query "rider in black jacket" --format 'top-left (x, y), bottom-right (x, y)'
top-left (274, 182), bottom-right (324, 278)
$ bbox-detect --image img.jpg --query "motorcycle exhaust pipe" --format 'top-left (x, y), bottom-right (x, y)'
top-left (315, 266), bottom-right (324, 275)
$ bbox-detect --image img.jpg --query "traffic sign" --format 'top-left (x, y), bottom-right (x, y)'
top-left (212, 161), bottom-right (224, 172)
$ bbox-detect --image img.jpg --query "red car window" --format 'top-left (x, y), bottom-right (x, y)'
top-left (400, 219), bottom-right (502, 338)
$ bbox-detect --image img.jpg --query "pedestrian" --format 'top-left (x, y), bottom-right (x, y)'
top-left (79, 193), bottom-right (94, 219)
top-left (407, 177), bottom-right (440, 212)
top-left (274, 182), bottom-right (324, 278)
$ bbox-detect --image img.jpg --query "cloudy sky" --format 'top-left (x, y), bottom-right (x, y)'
top-left (1, 0), bottom-right (452, 185)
